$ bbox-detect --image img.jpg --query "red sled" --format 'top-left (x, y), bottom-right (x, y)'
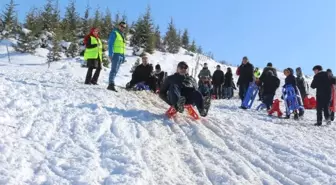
top-left (268, 99), bottom-right (283, 117)
top-left (166, 105), bottom-right (200, 120)
top-left (330, 85), bottom-right (336, 112)
top-left (303, 96), bottom-right (316, 109)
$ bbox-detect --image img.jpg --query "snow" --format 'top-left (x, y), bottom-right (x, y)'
top-left (0, 42), bottom-right (335, 185)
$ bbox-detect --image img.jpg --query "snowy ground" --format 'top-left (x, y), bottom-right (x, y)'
top-left (0, 41), bottom-right (335, 185)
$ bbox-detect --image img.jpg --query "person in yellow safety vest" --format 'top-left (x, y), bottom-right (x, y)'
top-left (254, 67), bottom-right (261, 79)
top-left (107, 21), bottom-right (127, 92)
top-left (84, 27), bottom-right (103, 85)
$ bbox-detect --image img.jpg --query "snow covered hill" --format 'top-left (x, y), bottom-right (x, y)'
top-left (0, 40), bottom-right (335, 185)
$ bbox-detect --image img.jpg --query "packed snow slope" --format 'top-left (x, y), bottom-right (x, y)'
top-left (0, 40), bottom-right (336, 185)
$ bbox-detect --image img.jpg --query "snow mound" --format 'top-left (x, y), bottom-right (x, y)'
top-left (0, 43), bottom-right (334, 185)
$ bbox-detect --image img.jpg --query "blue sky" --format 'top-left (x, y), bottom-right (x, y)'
top-left (1, 0), bottom-right (335, 74)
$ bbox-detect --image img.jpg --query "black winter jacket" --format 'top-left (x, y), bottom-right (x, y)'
top-left (212, 70), bottom-right (225, 85)
top-left (129, 64), bottom-right (153, 86)
top-left (224, 72), bottom-right (233, 87)
top-left (260, 75), bottom-right (280, 95)
top-left (296, 76), bottom-right (307, 98)
top-left (311, 71), bottom-right (333, 103)
top-left (260, 66), bottom-right (277, 78)
top-left (159, 73), bottom-right (197, 104)
top-left (237, 63), bottom-right (254, 85)
top-left (284, 74), bottom-right (297, 88)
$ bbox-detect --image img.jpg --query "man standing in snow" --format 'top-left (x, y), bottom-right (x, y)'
top-left (295, 67), bottom-right (308, 101)
top-left (212, 65), bottom-right (225, 99)
top-left (311, 65), bottom-right (333, 126)
top-left (198, 63), bottom-right (212, 85)
top-left (107, 22), bottom-right (127, 92)
top-left (327, 69), bottom-right (336, 121)
top-left (237, 56), bottom-right (254, 102)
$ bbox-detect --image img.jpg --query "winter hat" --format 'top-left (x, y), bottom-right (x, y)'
top-left (312, 65), bottom-right (323, 71)
top-left (155, 64), bottom-right (161, 70)
top-left (287, 68), bottom-right (294, 74)
top-left (177, 61), bottom-right (188, 69)
top-left (327, 69), bottom-right (332, 73)
top-left (216, 65), bottom-right (220, 68)
top-left (267, 62), bottom-right (273, 67)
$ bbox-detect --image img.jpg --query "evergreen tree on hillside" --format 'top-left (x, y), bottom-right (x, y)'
top-left (164, 18), bottom-right (180, 54)
top-left (114, 12), bottom-right (120, 25)
top-left (197, 46), bottom-right (203, 54)
top-left (62, 0), bottom-right (80, 40)
top-left (41, 0), bottom-right (60, 32)
top-left (189, 40), bottom-right (197, 52)
top-left (92, 8), bottom-right (102, 28)
top-left (177, 30), bottom-right (182, 47)
top-left (80, 4), bottom-right (91, 37)
top-left (1, 0), bottom-right (19, 38)
top-left (14, 28), bottom-right (39, 54)
top-left (47, 29), bottom-right (62, 62)
top-left (181, 29), bottom-right (189, 49)
top-left (66, 42), bottom-right (79, 58)
top-left (130, 6), bottom-right (155, 54)
top-left (154, 25), bottom-right (163, 50)
top-left (24, 7), bottom-right (43, 35)
top-left (100, 8), bottom-right (113, 39)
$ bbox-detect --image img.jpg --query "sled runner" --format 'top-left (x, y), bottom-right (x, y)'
top-left (166, 105), bottom-right (200, 120)
top-left (241, 82), bottom-right (259, 109)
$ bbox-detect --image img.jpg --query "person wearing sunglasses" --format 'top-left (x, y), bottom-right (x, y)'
top-left (159, 61), bottom-right (211, 117)
top-left (107, 21), bottom-right (127, 92)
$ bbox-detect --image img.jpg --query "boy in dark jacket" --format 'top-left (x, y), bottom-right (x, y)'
top-left (259, 71), bottom-right (280, 110)
top-left (327, 69), bottom-right (336, 121)
top-left (160, 62), bottom-right (211, 117)
top-left (311, 65), bottom-right (333, 126)
top-left (223, 67), bottom-right (235, 99)
top-left (126, 54), bottom-right (156, 91)
top-left (295, 67), bottom-right (308, 100)
top-left (212, 65), bottom-right (225, 99)
top-left (237, 56), bottom-right (254, 102)
top-left (154, 64), bottom-right (166, 91)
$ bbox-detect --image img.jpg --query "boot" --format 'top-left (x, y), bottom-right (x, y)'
top-left (107, 83), bottom-right (117, 92)
top-left (314, 122), bottom-right (322, 126)
top-left (174, 96), bottom-right (186, 113)
top-left (199, 96), bottom-right (211, 117)
top-left (326, 119), bottom-right (331, 125)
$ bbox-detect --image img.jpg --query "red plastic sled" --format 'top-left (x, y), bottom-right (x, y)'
top-left (330, 85), bottom-right (336, 112)
top-left (268, 99), bottom-right (283, 117)
top-left (166, 105), bottom-right (200, 120)
top-left (303, 96), bottom-right (316, 109)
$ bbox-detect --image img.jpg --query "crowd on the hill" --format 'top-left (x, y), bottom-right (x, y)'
top-left (82, 22), bottom-right (336, 125)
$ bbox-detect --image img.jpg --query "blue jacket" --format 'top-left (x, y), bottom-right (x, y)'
top-left (108, 28), bottom-right (124, 57)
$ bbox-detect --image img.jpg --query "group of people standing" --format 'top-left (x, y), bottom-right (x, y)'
top-left (83, 21), bottom-right (127, 92)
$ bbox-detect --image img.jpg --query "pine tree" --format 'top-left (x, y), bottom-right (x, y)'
top-left (189, 40), bottom-right (197, 52)
top-left (130, 6), bottom-right (154, 54)
top-left (154, 25), bottom-right (162, 50)
top-left (1, 0), bottom-right (18, 38)
top-left (62, 0), bottom-right (79, 41)
top-left (197, 46), bottom-right (203, 54)
top-left (41, 0), bottom-right (57, 31)
top-left (114, 12), bottom-right (120, 26)
top-left (181, 29), bottom-right (189, 49)
top-left (47, 29), bottom-right (62, 63)
top-left (92, 8), bottom-right (102, 28)
top-left (24, 7), bottom-right (42, 35)
top-left (80, 4), bottom-right (91, 37)
top-left (14, 28), bottom-right (38, 54)
top-left (164, 18), bottom-right (180, 54)
top-left (66, 42), bottom-right (79, 58)
top-left (100, 8), bottom-right (113, 39)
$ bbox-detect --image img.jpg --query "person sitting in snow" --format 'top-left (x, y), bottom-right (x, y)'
top-left (126, 53), bottom-right (156, 91)
top-left (153, 64), bottom-right (166, 91)
top-left (259, 70), bottom-right (280, 110)
top-left (159, 61), bottom-right (211, 117)
top-left (198, 76), bottom-right (212, 97)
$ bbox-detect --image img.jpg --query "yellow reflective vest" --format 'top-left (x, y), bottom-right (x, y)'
top-left (84, 36), bottom-right (102, 62)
